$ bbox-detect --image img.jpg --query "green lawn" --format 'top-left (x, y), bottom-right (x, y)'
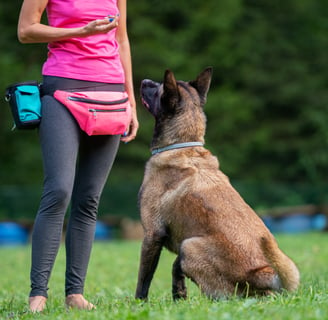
top-left (0, 233), bottom-right (327, 319)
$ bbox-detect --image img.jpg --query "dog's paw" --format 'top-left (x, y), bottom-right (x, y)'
top-left (172, 287), bottom-right (187, 300)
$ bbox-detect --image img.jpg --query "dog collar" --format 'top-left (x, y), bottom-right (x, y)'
top-left (151, 142), bottom-right (204, 155)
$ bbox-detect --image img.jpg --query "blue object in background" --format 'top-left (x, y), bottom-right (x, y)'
top-left (0, 222), bottom-right (29, 246)
top-left (94, 221), bottom-right (112, 241)
top-left (263, 213), bottom-right (327, 234)
top-left (311, 214), bottom-right (327, 230)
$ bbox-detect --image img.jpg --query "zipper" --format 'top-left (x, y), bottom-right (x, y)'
top-left (89, 108), bottom-right (126, 119)
top-left (68, 96), bottom-right (128, 105)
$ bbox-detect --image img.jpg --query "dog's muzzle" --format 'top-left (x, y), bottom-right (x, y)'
top-left (140, 80), bottom-right (161, 112)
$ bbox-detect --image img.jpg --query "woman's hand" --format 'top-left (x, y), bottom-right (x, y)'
top-left (82, 16), bottom-right (119, 36)
top-left (121, 101), bottom-right (139, 143)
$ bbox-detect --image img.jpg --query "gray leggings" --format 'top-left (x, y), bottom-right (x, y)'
top-left (30, 76), bottom-right (122, 298)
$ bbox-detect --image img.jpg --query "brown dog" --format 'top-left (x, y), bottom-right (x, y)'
top-left (135, 68), bottom-right (300, 300)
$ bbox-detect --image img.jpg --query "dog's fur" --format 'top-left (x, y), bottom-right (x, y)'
top-left (135, 68), bottom-right (300, 300)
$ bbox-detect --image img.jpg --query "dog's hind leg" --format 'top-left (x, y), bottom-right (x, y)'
top-left (180, 237), bottom-right (235, 298)
top-left (135, 230), bottom-right (167, 300)
top-left (172, 255), bottom-right (187, 300)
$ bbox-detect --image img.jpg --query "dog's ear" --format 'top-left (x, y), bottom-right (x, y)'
top-left (189, 67), bottom-right (213, 105)
top-left (162, 69), bottom-right (180, 110)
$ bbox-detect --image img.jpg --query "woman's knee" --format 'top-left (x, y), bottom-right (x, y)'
top-left (71, 194), bottom-right (100, 220)
top-left (39, 186), bottom-right (72, 214)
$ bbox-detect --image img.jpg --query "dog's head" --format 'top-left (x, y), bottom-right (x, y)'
top-left (141, 67), bottom-right (213, 149)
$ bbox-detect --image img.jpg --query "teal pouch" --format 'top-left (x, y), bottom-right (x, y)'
top-left (5, 81), bottom-right (41, 130)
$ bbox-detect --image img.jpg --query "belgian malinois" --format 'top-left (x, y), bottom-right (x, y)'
top-left (135, 68), bottom-right (300, 300)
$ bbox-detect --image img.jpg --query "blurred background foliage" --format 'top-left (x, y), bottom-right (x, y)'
top-left (0, 0), bottom-right (327, 219)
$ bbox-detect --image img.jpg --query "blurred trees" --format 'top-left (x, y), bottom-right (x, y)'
top-left (0, 0), bottom-right (327, 214)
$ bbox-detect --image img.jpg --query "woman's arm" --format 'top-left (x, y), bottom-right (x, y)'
top-left (116, 0), bottom-right (139, 142)
top-left (17, 0), bottom-right (118, 43)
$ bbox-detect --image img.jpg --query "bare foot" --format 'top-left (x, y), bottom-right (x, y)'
top-left (29, 296), bottom-right (47, 312)
top-left (65, 294), bottom-right (95, 310)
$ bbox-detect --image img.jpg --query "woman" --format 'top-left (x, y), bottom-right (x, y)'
top-left (17, 0), bottom-right (138, 312)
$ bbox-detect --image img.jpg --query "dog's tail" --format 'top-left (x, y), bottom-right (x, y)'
top-left (260, 236), bottom-right (300, 291)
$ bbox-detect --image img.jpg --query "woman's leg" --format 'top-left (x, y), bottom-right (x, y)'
top-left (29, 95), bottom-right (80, 300)
top-left (65, 134), bottom-right (121, 298)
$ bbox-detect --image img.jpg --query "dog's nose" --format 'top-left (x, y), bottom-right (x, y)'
top-left (141, 79), bottom-right (160, 89)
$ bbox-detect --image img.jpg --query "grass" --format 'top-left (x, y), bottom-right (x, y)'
top-left (0, 232), bottom-right (327, 319)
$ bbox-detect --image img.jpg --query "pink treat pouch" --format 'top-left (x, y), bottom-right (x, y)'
top-left (54, 90), bottom-right (131, 136)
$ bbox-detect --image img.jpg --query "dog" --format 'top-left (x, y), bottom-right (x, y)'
top-left (135, 68), bottom-right (300, 300)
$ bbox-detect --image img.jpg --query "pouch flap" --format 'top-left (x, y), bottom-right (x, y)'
top-left (16, 85), bottom-right (40, 95)
top-left (54, 90), bottom-right (128, 104)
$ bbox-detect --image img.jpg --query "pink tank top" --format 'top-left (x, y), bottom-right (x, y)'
top-left (42, 0), bottom-right (125, 83)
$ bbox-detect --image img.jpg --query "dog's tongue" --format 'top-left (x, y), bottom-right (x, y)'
top-left (141, 97), bottom-right (150, 109)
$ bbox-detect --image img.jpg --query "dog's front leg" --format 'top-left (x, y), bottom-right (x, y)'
top-left (135, 231), bottom-right (166, 300)
top-left (172, 255), bottom-right (187, 300)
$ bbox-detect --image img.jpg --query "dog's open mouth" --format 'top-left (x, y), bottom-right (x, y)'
top-left (141, 97), bottom-right (150, 109)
